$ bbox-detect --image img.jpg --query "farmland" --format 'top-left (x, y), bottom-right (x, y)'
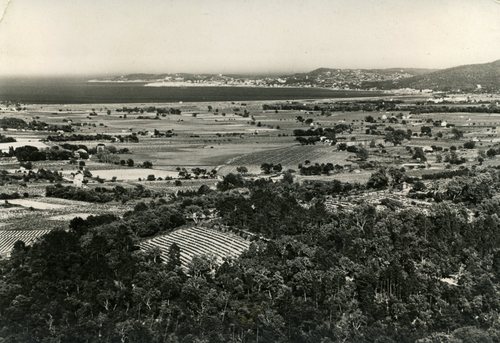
top-left (0, 229), bottom-right (52, 257)
top-left (141, 226), bottom-right (250, 269)
top-left (2, 93), bottom-right (500, 249)
top-left (2, 92), bottom-right (500, 342)
top-left (3, 0), bottom-right (500, 340)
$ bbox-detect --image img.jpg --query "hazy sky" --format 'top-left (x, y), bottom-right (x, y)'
top-left (0, 0), bottom-right (499, 76)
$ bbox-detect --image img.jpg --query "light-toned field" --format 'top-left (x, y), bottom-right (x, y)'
top-left (227, 145), bottom-right (349, 168)
top-left (2, 94), bottom-right (500, 238)
top-left (49, 213), bottom-right (92, 221)
top-left (90, 168), bottom-right (179, 181)
top-left (294, 171), bottom-right (372, 184)
top-left (0, 138), bottom-right (49, 153)
top-left (141, 226), bottom-right (251, 269)
top-left (7, 198), bottom-right (68, 209)
top-left (0, 197), bottom-right (130, 231)
top-left (115, 141), bottom-right (286, 170)
top-left (0, 229), bottom-right (52, 257)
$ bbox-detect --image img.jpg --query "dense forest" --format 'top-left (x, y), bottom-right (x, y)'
top-left (1, 174), bottom-right (499, 342)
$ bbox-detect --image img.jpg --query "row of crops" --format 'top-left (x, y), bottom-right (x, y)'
top-left (140, 226), bottom-right (251, 268)
top-left (0, 229), bottom-right (52, 257)
top-left (228, 145), bottom-right (350, 169)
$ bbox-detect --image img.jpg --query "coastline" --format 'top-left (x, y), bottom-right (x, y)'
top-left (0, 80), bottom-right (387, 104)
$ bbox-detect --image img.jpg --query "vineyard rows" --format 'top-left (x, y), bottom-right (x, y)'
top-left (140, 226), bottom-right (250, 268)
top-left (0, 230), bottom-right (52, 257)
top-left (228, 145), bottom-right (349, 169)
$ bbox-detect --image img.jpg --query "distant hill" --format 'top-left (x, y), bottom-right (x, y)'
top-left (305, 67), bottom-right (434, 77)
top-left (91, 68), bottom-right (436, 88)
top-left (364, 60), bottom-right (500, 91)
top-left (91, 60), bottom-right (500, 91)
top-left (289, 67), bottom-right (436, 88)
top-left (98, 73), bottom-right (223, 82)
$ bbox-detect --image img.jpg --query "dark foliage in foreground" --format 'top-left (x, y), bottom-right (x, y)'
top-left (1, 178), bottom-right (499, 342)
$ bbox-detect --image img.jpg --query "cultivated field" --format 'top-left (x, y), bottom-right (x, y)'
top-left (2, 93), bottom-right (500, 259)
top-left (0, 229), bottom-right (52, 257)
top-left (141, 226), bottom-right (251, 269)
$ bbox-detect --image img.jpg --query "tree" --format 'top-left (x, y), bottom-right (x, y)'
top-left (463, 141), bottom-right (476, 149)
top-left (217, 173), bottom-right (245, 191)
top-left (367, 169), bottom-right (389, 189)
top-left (355, 147), bottom-right (369, 161)
top-left (411, 180), bottom-right (427, 192)
top-left (14, 145), bottom-right (46, 162)
top-left (272, 163), bottom-right (282, 173)
top-left (127, 158), bottom-right (135, 167)
top-left (197, 184), bottom-right (211, 195)
top-left (452, 128), bottom-right (464, 140)
top-left (412, 147), bottom-right (427, 161)
top-left (346, 145), bottom-right (358, 153)
top-left (236, 166), bottom-right (248, 174)
top-left (143, 160), bottom-right (153, 168)
top-left (261, 163), bottom-right (273, 174)
top-left (384, 129), bottom-right (410, 145)
top-left (167, 243), bottom-right (181, 271)
top-left (337, 143), bottom-right (347, 151)
top-left (388, 167), bottom-right (407, 187)
top-left (421, 126), bottom-right (432, 136)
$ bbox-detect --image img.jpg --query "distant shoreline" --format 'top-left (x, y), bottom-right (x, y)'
top-left (0, 79), bottom-right (386, 104)
top-left (88, 79), bottom-right (361, 90)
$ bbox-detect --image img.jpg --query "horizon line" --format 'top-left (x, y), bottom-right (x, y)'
top-left (0, 58), bottom-right (498, 79)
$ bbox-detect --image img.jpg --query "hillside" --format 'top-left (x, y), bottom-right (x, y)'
top-left (92, 67), bottom-right (436, 89)
top-left (364, 59), bottom-right (500, 91)
top-left (90, 60), bottom-right (500, 91)
top-left (288, 67), bottom-right (436, 88)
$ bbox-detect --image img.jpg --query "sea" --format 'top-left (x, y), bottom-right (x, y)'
top-left (0, 77), bottom-right (384, 104)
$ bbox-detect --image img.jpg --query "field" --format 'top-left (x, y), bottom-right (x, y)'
top-left (0, 138), bottom-right (48, 153)
top-left (0, 229), bottom-right (52, 257)
top-left (141, 226), bottom-right (251, 269)
top-left (221, 145), bottom-right (351, 173)
top-left (89, 168), bottom-right (179, 181)
top-left (2, 92), bottom-right (500, 258)
top-left (0, 197), bottom-right (129, 231)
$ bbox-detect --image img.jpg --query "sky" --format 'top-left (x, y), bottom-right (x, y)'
top-left (0, 0), bottom-right (499, 76)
